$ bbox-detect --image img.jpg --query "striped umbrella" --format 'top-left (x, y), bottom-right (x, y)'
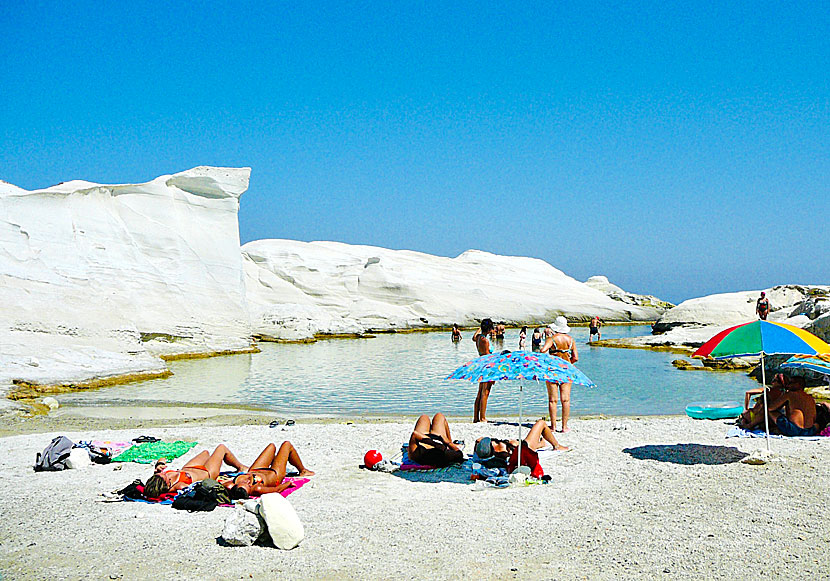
top-left (693, 320), bottom-right (830, 450)
top-left (781, 353), bottom-right (830, 378)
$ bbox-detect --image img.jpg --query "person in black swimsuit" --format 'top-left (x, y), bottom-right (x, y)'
top-left (756, 292), bottom-right (770, 320)
top-left (451, 323), bottom-right (462, 342)
top-left (408, 413), bottom-right (464, 467)
top-left (531, 328), bottom-right (542, 352)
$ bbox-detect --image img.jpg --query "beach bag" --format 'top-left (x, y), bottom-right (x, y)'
top-left (171, 479), bottom-right (229, 512)
top-left (34, 436), bottom-right (75, 472)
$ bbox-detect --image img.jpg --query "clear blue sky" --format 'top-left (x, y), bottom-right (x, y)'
top-left (1, 3), bottom-right (827, 303)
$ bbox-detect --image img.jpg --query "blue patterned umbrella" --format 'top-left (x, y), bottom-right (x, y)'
top-left (446, 350), bottom-right (596, 387)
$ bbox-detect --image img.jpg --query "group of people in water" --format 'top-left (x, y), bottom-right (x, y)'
top-left (455, 316), bottom-right (589, 433)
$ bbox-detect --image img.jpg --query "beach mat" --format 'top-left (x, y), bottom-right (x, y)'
top-left (725, 427), bottom-right (825, 441)
top-left (112, 441), bottom-right (198, 463)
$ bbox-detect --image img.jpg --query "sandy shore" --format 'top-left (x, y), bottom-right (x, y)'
top-left (1, 414), bottom-right (828, 580)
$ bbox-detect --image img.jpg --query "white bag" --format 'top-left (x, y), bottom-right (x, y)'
top-left (258, 493), bottom-right (304, 550)
top-left (65, 447), bottom-right (91, 469)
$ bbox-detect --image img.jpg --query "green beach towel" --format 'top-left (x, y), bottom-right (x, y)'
top-left (112, 441), bottom-right (198, 464)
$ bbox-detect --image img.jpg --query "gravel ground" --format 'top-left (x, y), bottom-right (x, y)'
top-left (1, 415), bottom-right (828, 580)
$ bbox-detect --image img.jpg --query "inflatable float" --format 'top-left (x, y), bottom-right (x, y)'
top-left (685, 401), bottom-right (743, 420)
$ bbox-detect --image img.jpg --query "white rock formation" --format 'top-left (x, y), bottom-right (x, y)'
top-left (243, 240), bottom-right (670, 341)
top-left (620, 285), bottom-right (830, 350)
top-left (585, 275), bottom-right (675, 310)
top-left (0, 167), bottom-right (254, 389)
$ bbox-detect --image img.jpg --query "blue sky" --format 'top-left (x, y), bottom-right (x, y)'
top-left (1, 3), bottom-right (827, 303)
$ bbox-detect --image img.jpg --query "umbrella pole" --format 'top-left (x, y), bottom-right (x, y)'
top-left (761, 352), bottom-right (770, 453)
top-left (518, 381), bottom-right (523, 473)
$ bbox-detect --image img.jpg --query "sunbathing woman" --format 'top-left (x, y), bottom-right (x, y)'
top-left (408, 413), bottom-right (464, 467)
top-left (143, 444), bottom-right (248, 498)
top-left (738, 373), bottom-right (788, 430)
top-left (475, 418), bottom-right (569, 468)
top-left (222, 441), bottom-right (315, 500)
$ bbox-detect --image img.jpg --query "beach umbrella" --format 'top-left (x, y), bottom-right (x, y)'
top-left (447, 350), bottom-right (595, 473)
top-left (781, 353), bottom-right (830, 378)
top-left (692, 320), bottom-right (830, 451)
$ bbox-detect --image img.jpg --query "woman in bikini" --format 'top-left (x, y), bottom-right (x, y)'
top-left (408, 413), bottom-right (464, 467)
top-left (144, 444), bottom-right (248, 498)
top-left (541, 316), bottom-right (579, 433)
top-left (222, 441), bottom-right (315, 500)
top-left (475, 419), bottom-right (570, 468)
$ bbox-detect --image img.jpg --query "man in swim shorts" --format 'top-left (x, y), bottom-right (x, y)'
top-left (767, 376), bottom-right (817, 436)
top-left (589, 316), bottom-right (602, 342)
top-left (756, 292), bottom-right (770, 320)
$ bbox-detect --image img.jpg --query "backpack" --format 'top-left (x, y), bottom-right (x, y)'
top-left (171, 478), bottom-right (230, 512)
top-left (34, 436), bottom-right (75, 472)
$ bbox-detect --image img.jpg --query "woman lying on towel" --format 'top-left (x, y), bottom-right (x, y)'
top-left (408, 413), bottom-right (464, 467)
top-left (475, 418), bottom-right (569, 470)
top-left (143, 444), bottom-right (248, 499)
top-left (221, 441), bottom-right (315, 500)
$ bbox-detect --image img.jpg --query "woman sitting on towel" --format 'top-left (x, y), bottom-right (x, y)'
top-left (475, 419), bottom-right (569, 470)
top-left (738, 373), bottom-right (788, 430)
top-left (221, 441), bottom-right (315, 500)
top-left (408, 413), bottom-right (464, 467)
top-left (143, 444), bottom-right (248, 499)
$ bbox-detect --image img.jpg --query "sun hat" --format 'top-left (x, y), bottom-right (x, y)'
top-left (550, 316), bottom-right (571, 334)
top-left (474, 437), bottom-right (494, 460)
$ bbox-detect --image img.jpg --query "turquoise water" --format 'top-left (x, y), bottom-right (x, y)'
top-left (59, 326), bottom-right (758, 418)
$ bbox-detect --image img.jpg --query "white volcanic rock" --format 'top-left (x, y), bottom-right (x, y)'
top-left (243, 240), bottom-right (668, 340)
top-left (585, 275), bottom-right (675, 310)
top-left (621, 285), bottom-right (830, 350)
top-left (0, 167), bottom-right (253, 389)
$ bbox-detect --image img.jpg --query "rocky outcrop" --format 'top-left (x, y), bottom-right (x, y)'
top-left (0, 167), bottom-right (255, 389)
top-left (612, 285), bottom-right (829, 352)
top-left (243, 240), bottom-right (668, 341)
top-left (585, 275), bottom-right (674, 311)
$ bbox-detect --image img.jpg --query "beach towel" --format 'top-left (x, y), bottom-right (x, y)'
top-left (112, 441), bottom-right (198, 464)
top-left (725, 427), bottom-right (825, 441)
top-left (122, 476), bottom-right (309, 505)
top-left (91, 440), bottom-right (133, 457)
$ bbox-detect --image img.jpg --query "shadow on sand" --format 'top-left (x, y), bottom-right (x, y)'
top-left (623, 444), bottom-right (748, 465)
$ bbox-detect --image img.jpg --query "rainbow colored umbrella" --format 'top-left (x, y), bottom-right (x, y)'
top-left (693, 320), bottom-right (830, 451)
top-left (692, 320), bottom-right (830, 359)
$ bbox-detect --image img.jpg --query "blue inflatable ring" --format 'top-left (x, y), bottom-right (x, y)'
top-left (685, 401), bottom-right (743, 420)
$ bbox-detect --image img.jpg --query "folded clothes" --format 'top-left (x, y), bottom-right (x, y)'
top-left (112, 441), bottom-right (198, 463)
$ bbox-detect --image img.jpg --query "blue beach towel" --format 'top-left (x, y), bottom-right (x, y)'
top-left (725, 427), bottom-right (825, 441)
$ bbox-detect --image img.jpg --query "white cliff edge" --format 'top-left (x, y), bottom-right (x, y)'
top-left (243, 240), bottom-right (670, 341)
top-left (618, 285), bottom-right (830, 350)
top-left (0, 167), bottom-right (254, 391)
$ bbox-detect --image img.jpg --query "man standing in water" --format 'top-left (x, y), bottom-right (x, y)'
top-left (474, 318), bottom-right (495, 423)
top-left (589, 315), bottom-right (603, 342)
top-left (756, 292), bottom-right (770, 320)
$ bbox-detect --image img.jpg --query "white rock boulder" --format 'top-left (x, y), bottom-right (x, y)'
top-left (585, 275), bottom-right (675, 310)
top-left (244, 240), bottom-right (671, 340)
top-left (0, 167), bottom-right (254, 389)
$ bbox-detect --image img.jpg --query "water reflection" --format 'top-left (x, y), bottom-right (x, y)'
top-left (59, 326), bottom-right (756, 418)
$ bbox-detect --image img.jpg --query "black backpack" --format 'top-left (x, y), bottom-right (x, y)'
top-left (34, 436), bottom-right (75, 472)
top-left (171, 479), bottom-right (230, 512)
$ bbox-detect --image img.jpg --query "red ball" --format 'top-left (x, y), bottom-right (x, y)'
top-left (364, 449), bottom-right (382, 469)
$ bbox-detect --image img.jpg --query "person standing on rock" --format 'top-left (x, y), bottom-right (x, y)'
top-left (589, 316), bottom-right (603, 342)
top-left (542, 316), bottom-right (579, 433)
top-left (756, 292), bottom-right (770, 320)
top-left (474, 318), bottom-right (495, 423)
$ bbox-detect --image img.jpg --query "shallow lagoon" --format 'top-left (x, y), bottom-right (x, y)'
top-left (59, 326), bottom-right (758, 418)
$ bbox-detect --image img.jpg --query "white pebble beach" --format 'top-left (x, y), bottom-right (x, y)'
top-left (1, 415), bottom-right (828, 580)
